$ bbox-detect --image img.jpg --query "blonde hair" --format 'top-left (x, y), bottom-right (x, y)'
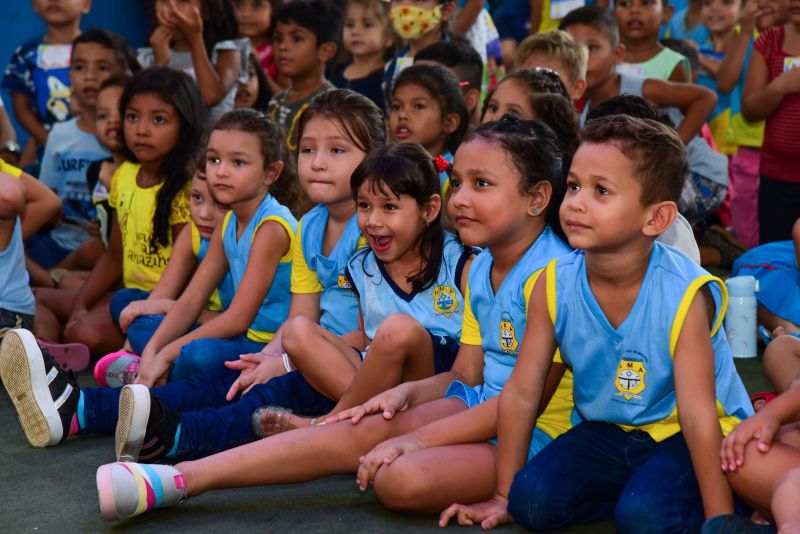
top-left (514, 30), bottom-right (588, 84)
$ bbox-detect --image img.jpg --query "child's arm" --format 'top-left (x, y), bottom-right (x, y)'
top-left (69, 218), bottom-right (124, 320)
top-left (452, 0), bottom-right (485, 35)
top-left (0, 171), bottom-right (25, 219)
top-left (10, 93), bottom-right (48, 146)
top-left (171, 2), bottom-right (243, 107)
top-left (721, 386), bottom-right (800, 471)
top-left (716, 4), bottom-right (758, 94)
top-left (440, 276), bottom-right (558, 529)
top-left (138, 219), bottom-right (290, 386)
top-left (642, 78), bottom-right (717, 143)
top-left (742, 46), bottom-right (800, 121)
top-left (17, 171), bottom-right (60, 239)
top-left (674, 287), bottom-right (734, 518)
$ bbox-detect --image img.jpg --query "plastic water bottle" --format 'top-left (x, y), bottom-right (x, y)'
top-left (725, 276), bottom-right (759, 358)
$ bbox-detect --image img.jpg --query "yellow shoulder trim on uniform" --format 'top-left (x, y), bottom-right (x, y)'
top-left (545, 258), bottom-right (558, 326)
top-left (441, 178), bottom-right (450, 198)
top-left (222, 210), bottom-right (234, 237)
top-left (356, 234), bottom-right (368, 250)
top-left (190, 222), bottom-right (201, 257)
top-left (0, 159), bottom-right (22, 178)
top-left (669, 275), bottom-right (727, 357)
top-left (459, 283), bottom-right (483, 346)
top-left (246, 328), bottom-right (275, 343)
top-left (254, 215), bottom-right (296, 263)
top-left (523, 268), bottom-right (544, 315)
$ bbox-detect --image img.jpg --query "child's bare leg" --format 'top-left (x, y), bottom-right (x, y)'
top-left (65, 299), bottom-right (123, 356)
top-left (772, 467), bottom-right (800, 532)
top-left (763, 336), bottom-right (800, 393)
top-left (758, 306), bottom-right (800, 335)
top-left (55, 270), bottom-right (89, 290)
top-left (26, 257), bottom-right (55, 288)
top-left (33, 300), bottom-right (62, 342)
top-left (177, 398), bottom-right (466, 496)
top-left (33, 288), bottom-right (76, 342)
top-left (328, 314), bottom-right (437, 417)
top-left (373, 443), bottom-right (497, 514)
top-left (55, 237), bottom-right (104, 271)
top-left (726, 439), bottom-right (800, 518)
top-left (282, 316), bottom-right (361, 400)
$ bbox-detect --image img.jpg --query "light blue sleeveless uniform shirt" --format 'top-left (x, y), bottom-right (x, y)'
top-left (298, 204), bottom-right (362, 336)
top-left (221, 193), bottom-right (297, 342)
top-left (549, 242), bottom-right (753, 441)
top-left (346, 232), bottom-right (471, 342)
top-left (0, 217), bottom-right (35, 315)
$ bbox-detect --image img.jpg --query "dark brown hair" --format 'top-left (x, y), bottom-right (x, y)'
top-left (581, 115), bottom-right (688, 205)
top-left (297, 89), bottom-right (386, 155)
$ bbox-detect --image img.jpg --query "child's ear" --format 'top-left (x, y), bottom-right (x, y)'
top-left (570, 79), bottom-right (588, 101)
top-left (440, 2), bottom-right (457, 22)
top-left (661, 3), bottom-right (675, 23)
top-left (614, 42), bottom-right (626, 64)
top-left (265, 161), bottom-right (284, 186)
top-left (641, 200), bottom-right (678, 237)
top-left (464, 89), bottom-right (481, 118)
top-left (423, 193), bottom-right (442, 224)
top-left (527, 181), bottom-right (553, 217)
top-left (442, 113), bottom-right (461, 135)
top-left (83, 0), bottom-right (92, 14)
top-left (318, 42), bottom-right (338, 63)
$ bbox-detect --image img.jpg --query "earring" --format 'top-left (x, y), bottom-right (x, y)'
top-left (531, 208), bottom-right (538, 216)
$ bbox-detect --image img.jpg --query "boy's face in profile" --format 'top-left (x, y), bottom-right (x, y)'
top-left (561, 142), bottom-right (648, 251)
top-left (33, 0), bottom-right (90, 26)
top-left (614, 0), bottom-right (672, 43)
top-left (70, 43), bottom-right (124, 109)
top-left (272, 20), bottom-right (323, 79)
top-left (518, 53), bottom-right (587, 101)
top-left (564, 24), bottom-right (622, 91)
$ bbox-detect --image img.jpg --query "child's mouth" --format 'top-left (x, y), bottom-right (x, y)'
top-left (395, 127), bottom-right (412, 139)
top-left (371, 235), bottom-right (392, 252)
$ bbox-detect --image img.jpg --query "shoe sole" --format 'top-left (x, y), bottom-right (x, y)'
top-left (0, 329), bottom-right (62, 447)
top-left (116, 385), bottom-right (149, 462)
top-left (38, 340), bottom-right (90, 373)
top-left (96, 463), bottom-right (119, 521)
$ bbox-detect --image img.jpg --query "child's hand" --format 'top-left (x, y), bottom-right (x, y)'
top-left (150, 25), bottom-right (174, 65)
top-left (439, 493), bottom-right (513, 529)
top-left (720, 411), bottom-right (781, 471)
top-left (167, 0), bottom-right (204, 41)
top-left (119, 301), bottom-right (145, 333)
top-left (356, 434), bottom-right (426, 491)
top-left (776, 66), bottom-right (800, 96)
top-left (738, 1), bottom-right (762, 35)
top-left (224, 351), bottom-right (284, 400)
top-left (323, 384), bottom-right (413, 425)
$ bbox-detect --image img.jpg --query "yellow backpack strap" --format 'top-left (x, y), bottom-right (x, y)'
top-left (545, 258), bottom-right (558, 326)
top-left (668, 275), bottom-right (728, 356)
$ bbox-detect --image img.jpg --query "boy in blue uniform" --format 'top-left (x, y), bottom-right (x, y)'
top-left (444, 115), bottom-right (753, 532)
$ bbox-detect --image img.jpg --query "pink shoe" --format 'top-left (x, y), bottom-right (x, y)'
top-left (94, 351), bottom-right (140, 388)
top-left (37, 339), bottom-right (90, 372)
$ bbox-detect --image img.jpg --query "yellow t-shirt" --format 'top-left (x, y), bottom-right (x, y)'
top-left (109, 161), bottom-right (191, 291)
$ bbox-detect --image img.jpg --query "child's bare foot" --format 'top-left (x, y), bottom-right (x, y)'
top-left (251, 406), bottom-right (318, 438)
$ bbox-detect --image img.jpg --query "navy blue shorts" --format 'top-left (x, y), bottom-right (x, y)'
top-left (25, 232), bottom-right (72, 269)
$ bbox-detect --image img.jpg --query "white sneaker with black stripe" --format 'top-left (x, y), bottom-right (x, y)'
top-left (0, 329), bottom-right (80, 447)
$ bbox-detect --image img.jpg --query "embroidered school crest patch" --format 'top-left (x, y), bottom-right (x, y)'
top-left (337, 275), bottom-right (352, 290)
top-left (614, 358), bottom-right (646, 400)
top-left (432, 285), bottom-right (458, 318)
top-left (499, 312), bottom-right (519, 354)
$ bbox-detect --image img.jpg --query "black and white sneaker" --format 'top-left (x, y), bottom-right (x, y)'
top-left (0, 329), bottom-right (79, 447)
top-left (115, 384), bottom-right (179, 463)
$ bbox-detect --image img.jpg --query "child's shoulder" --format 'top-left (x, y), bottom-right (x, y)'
top-left (10, 35), bottom-right (47, 57)
top-left (755, 25), bottom-right (785, 53)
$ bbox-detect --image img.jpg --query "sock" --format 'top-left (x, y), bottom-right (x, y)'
top-left (76, 391), bottom-right (86, 431)
top-left (166, 423), bottom-right (181, 458)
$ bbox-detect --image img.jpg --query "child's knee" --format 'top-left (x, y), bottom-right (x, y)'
top-left (171, 340), bottom-right (220, 380)
top-left (64, 320), bottom-right (104, 349)
top-left (372, 314), bottom-right (426, 350)
top-left (775, 467), bottom-right (800, 494)
top-left (614, 488), bottom-right (700, 534)
top-left (373, 458), bottom-right (430, 512)
top-left (507, 463), bottom-right (561, 530)
top-left (282, 315), bottom-right (320, 354)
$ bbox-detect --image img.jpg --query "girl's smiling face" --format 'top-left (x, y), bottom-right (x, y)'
top-left (298, 115), bottom-right (367, 205)
top-left (189, 171), bottom-right (229, 239)
top-left (95, 85), bottom-right (123, 152)
top-left (356, 178), bottom-right (439, 264)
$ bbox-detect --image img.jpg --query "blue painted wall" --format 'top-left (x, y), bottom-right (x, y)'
top-left (0, 1), bottom-right (150, 145)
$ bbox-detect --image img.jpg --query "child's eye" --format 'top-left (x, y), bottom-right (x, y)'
top-left (357, 201), bottom-right (370, 210)
top-left (476, 178), bottom-right (490, 188)
top-left (587, 44), bottom-right (600, 53)
top-left (596, 186), bottom-right (609, 196)
top-left (363, 20), bottom-right (374, 28)
top-left (191, 193), bottom-right (203, 202)
top-left (234, 159), bottom-right (247, 167)
top-left (208, 156), bottom-right (220, 165)
top-left (384, 203), bottom-right (397, 211)
top-left (153, 116), bottom-right (166, 125)
top-left (299, 146), bottom-right (314, 154)
top-left (566, 182), bottom-right (580, 192)
top-left (97, 112), bottom-right (108, 120)
top-left (486, 103), bottom-right (498, 114)
top-left (414, 102), bottom-right (426, 110)
top-left (390, 102), bottom-right (402, 112)
top-left (99, 64), bottom-right (111, 73)
top-left (126, 113), bottom-right (138, 122)
top-left (331, 147), bottom-right (345, 154)
top-left (449, 179), bottom-right (461, 189)
top-left (292, 35), bottom-right (304, 44)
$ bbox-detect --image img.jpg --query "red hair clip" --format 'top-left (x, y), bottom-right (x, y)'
top-left (434, 155), bottom-right (450, 173)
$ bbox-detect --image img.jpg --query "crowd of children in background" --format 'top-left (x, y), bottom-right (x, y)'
top-left (0, 0), bottom-right (799, 531)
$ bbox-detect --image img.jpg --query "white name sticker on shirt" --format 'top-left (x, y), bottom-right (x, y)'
top-left (784, 57), bottom-right (800, 72)
top-left (617, 63), bottom-right (645, 78)
top-left (550, 0), bottom-right (585, 20)
top-left (36, 44), bottom-right (72, 69)
top-left (395, 56), bottom-right (414, 76)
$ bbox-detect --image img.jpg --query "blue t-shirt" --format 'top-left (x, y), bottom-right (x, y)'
top-left (549, 242), bottom-right (753, 441)
top-left (39, 118), bottom-right (111, 251)
top-left (2, 36), bottom-right (72, 128)
top-left (0, 217), bottom-right (35, 315)
top-left (346, 232), bottom-right (471, 342)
